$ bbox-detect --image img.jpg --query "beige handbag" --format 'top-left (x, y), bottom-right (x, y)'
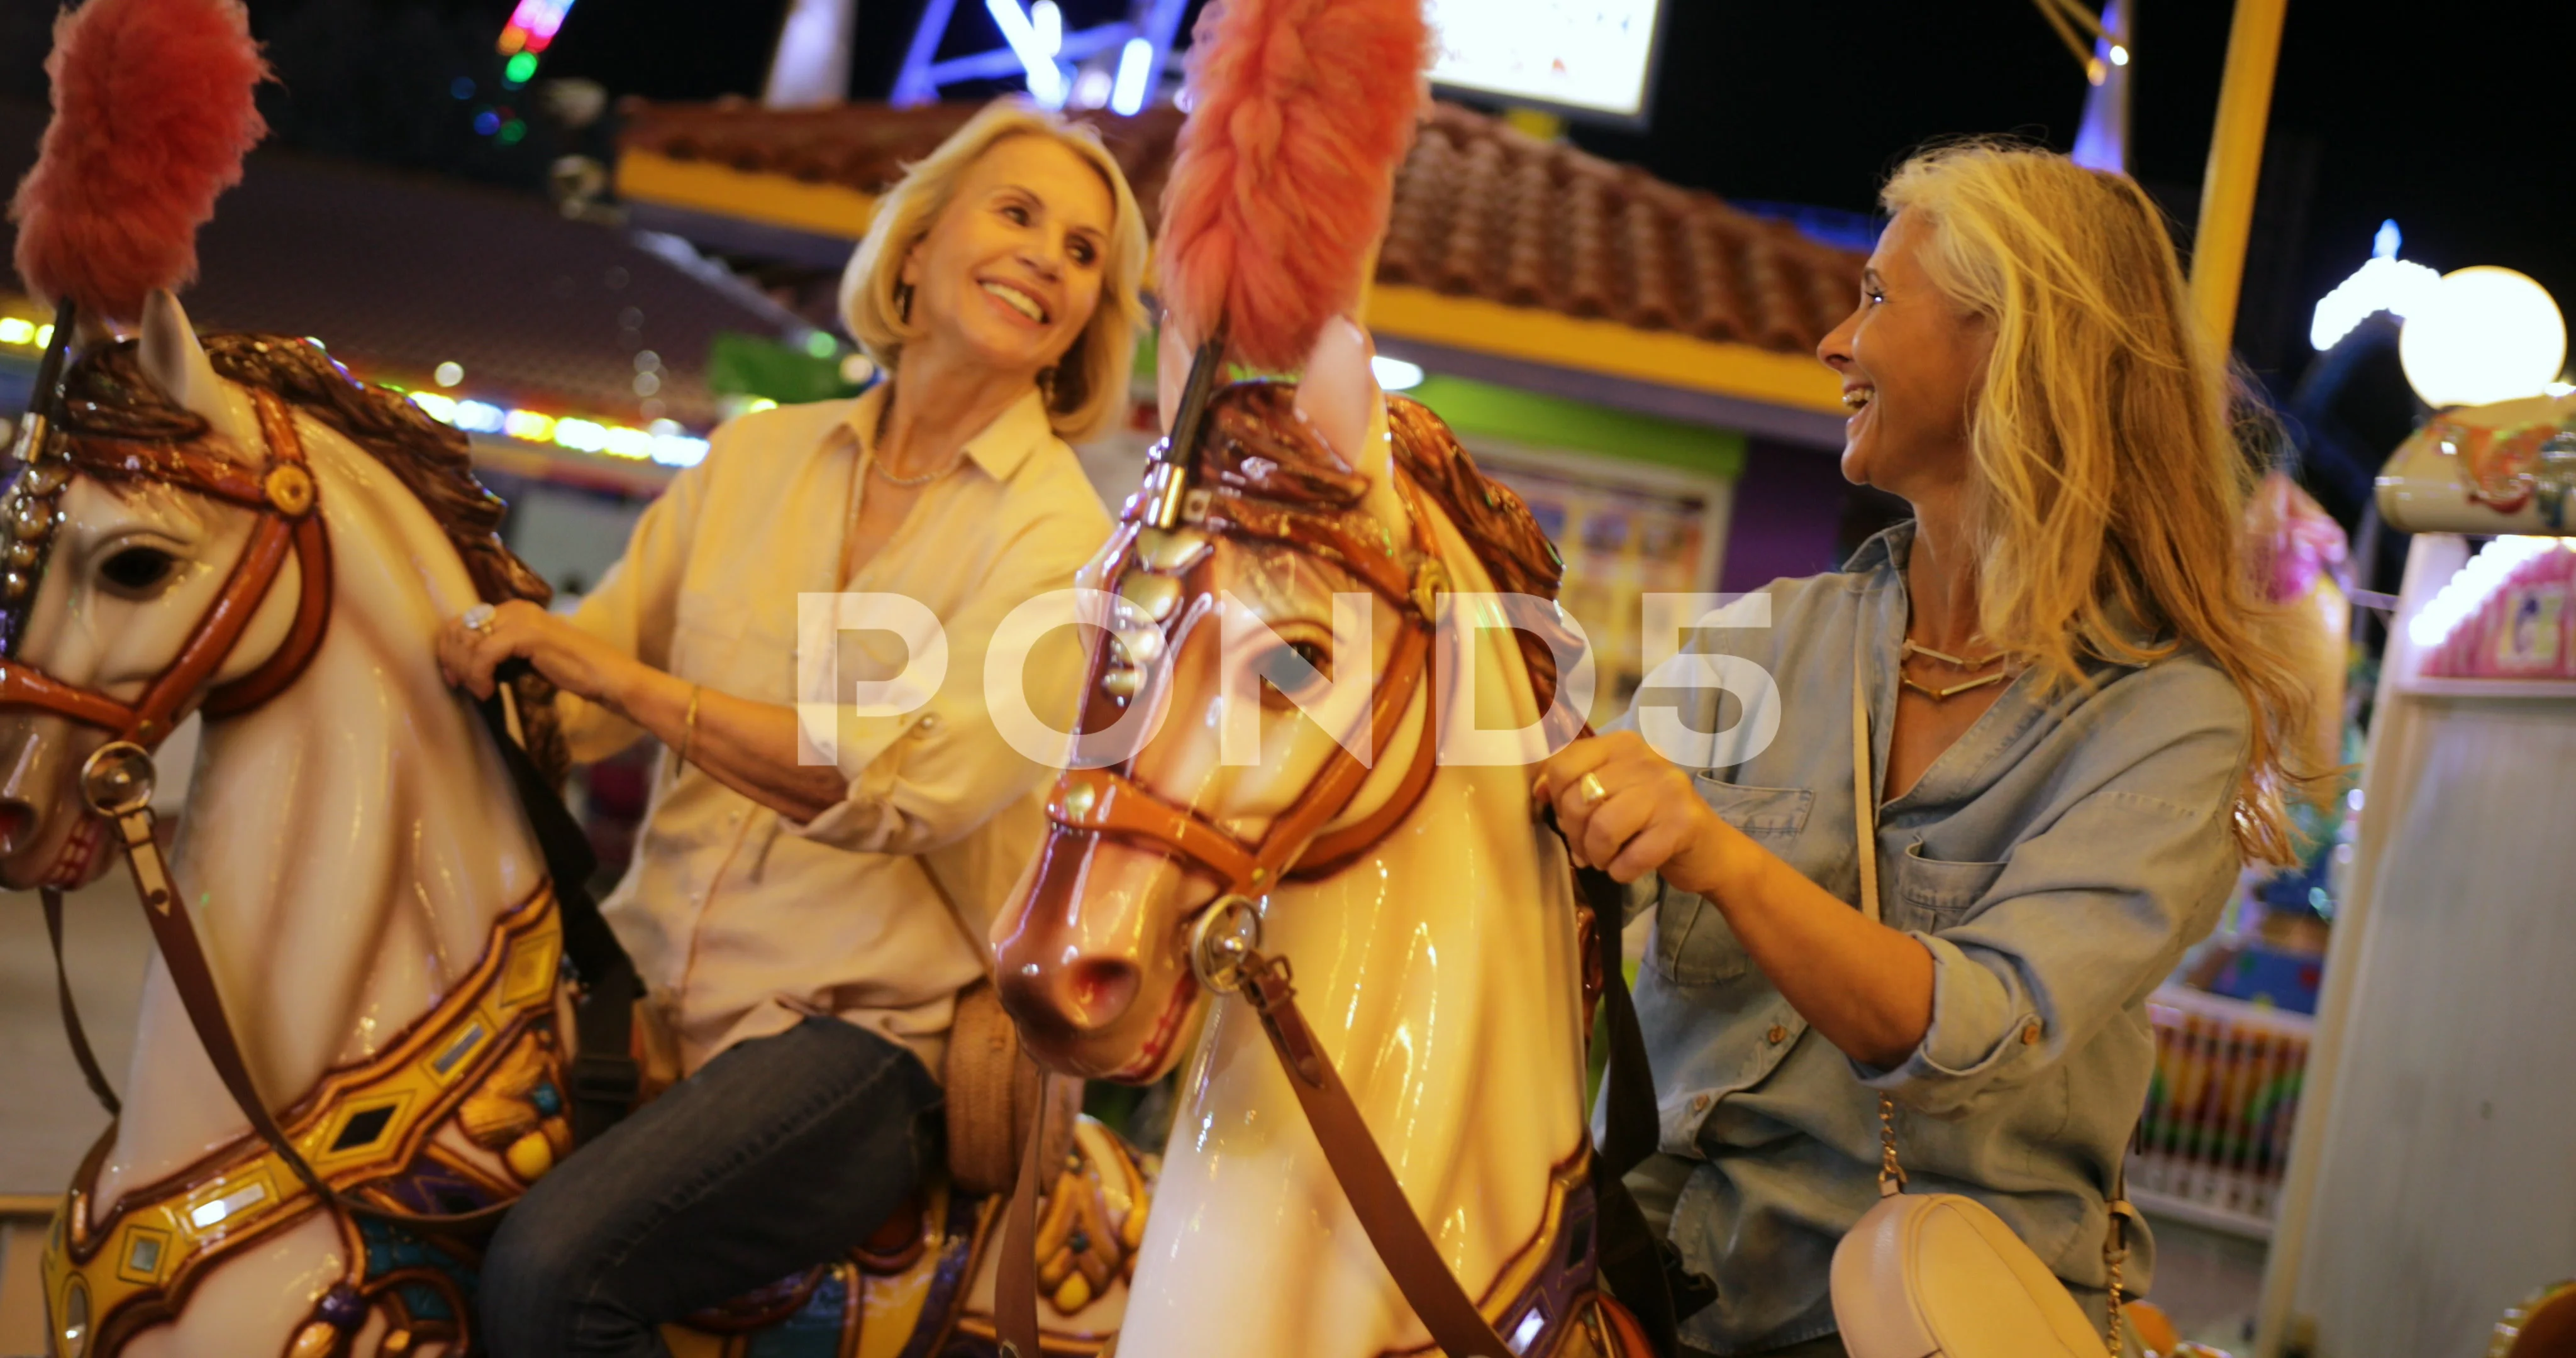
top-left (1828, 632), bottom-right (2136, 1358)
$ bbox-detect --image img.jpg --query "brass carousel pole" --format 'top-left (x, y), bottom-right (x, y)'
top-left (2187, 0), bottom-right (2290, 354)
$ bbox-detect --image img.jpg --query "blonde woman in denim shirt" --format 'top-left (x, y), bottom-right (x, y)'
top-left (1540, 144), bottom-right (2312, 1357)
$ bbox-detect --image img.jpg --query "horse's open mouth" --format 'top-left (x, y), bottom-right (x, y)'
top-left (1108, 975), bottom-right (1199, 1083)
top-left (43, 815), bottom-right (105, 890)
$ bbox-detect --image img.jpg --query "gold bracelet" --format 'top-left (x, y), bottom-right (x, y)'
top-left (679, 683), bottom-right (702, 768)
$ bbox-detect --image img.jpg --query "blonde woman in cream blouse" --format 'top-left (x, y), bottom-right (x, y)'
top-left (435, 101), bottom-right (1145, 1358)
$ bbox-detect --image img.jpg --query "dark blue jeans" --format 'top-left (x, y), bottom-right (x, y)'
top-left (481, 1017), bottom-right (943, 1357)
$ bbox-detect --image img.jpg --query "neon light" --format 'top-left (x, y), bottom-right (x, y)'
top-left (1111, 38), bottom-right (1154, 115)
top-left (552, 417), bottom-right (609, 453)
top-left (1370, 355), bottom-right (1425, 392)
top-left (36, 324), bottom-right (53, 347)
top-left (497, 0), bottom-right (576, 56)
top-left (0, 317), bottom-right (31, 345)
top-left (504, 52), bottom-right (539, 85)
top-left (652, 434), bottom-right (711, 468)
top-left (434, 362), bottom-right (464, 387)
top-left (2310, 221), bottom-right (2440, 351)
top-left (984, 0), bottom-right (1068, 107)
top-left (804, 331), bottom-right (838, 359)
top-left (2409, 536), bottom-right (2563, 649)
top-left (503, 409), bottom-right (557, 443)
top-left (408, 392), bottom-right (458, 423)
top-left (1032, 1), bottom-right (1062, 56)
top-left (453, 400), bottom-right (507, 434)
top-left (603, 426), bottom-right (655, 460)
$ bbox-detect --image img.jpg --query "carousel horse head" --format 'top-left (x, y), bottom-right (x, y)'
top-left (993, 319), bottom-right (1575, 1081)
top-left (0, 289), bottom-right (553, 892)
top-left (0, 290), bottom-right (311, 889)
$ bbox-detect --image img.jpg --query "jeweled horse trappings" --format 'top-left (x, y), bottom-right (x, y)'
top-left (4, 296), bottom-right (1149, 1358)
top-left (992, 323), bottom-right (1670, 1358)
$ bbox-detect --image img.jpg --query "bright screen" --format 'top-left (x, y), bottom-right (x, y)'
top-left (1424, 0), bottom-right (1667, 121)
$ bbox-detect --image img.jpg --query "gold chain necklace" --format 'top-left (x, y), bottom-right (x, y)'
top-left (1898, 638), bottom-right (2012, 701)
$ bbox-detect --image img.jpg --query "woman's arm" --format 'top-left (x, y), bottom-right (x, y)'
top-left (1541, 730), bottom-right (1934, 1068)
top-left (436, 601), bottom-right (848, 822)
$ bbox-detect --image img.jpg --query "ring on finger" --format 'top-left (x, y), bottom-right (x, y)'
top-left (462, 602), bottom-right (497, 634)
top-left (1577, 771), bottom-right (1609, 809)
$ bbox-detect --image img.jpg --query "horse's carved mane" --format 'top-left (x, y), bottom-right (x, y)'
top-left (55, 334), bottom-right (570, 781)
top-left (1195, 382), bottom-right (1572, 714)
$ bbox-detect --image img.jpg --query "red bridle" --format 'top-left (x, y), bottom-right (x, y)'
top-left (1037, 426), bottom-right (1450, 906)
top-left (0, 386), bottom-right (333, 751)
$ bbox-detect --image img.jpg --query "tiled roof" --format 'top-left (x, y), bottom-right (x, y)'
top-left (0, 101), bottom-right (793, 431)
top-left (616, 99), bottom-right (1864, 358)
top-left (1379, 104), bottom-right (1862, 354)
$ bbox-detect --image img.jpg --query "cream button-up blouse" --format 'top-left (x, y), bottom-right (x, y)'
top-left (558, 384), bottom-right (1110, 1076)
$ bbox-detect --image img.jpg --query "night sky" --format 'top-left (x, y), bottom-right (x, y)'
top-left (3, 0), bottom-right (2565, 427)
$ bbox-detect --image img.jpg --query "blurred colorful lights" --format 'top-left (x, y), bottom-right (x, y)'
top-left (497, 0), bottom-right (577, 56)
top-left (406, 390), bottom-right (709, 468)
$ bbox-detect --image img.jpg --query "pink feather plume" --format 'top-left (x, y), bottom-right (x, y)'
top-left (1158, 0), bottom-right (1430, 373)
top-left (9, 0), bottom-right (270, 326)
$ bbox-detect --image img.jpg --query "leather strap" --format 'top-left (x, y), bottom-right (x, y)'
top-left (118, 815), bottom-right (342, 1207)
top-left (43, 886), bottom-right (122, 1115)
top-left (994, 1062), bottom-right (1060, 1358)
top-left (1851, 614), bottom-right (2133, 1347)
top-left (477, 666), bottom-right (640, 1146)
top-left (1238, 951), bottom-right (1513, 1357)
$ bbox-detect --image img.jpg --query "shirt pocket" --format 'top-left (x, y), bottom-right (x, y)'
top-left (1690, 778), bottom-right (1813, 836)
top-left (1884, 841), bottom-right (2009, 934)
top-left (1650, 781), bottom-right (1813, 987)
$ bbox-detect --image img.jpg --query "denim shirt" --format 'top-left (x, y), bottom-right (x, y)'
top-left (1618, 524), bottom-right (2248, 1354)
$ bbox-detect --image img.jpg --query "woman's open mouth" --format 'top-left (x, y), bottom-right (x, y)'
top-left (979, 279), bottom-right (1052, 325)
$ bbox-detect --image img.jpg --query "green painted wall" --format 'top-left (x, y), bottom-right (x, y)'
top-left (1406, 374), bottom-right (1746, 480)
top-left (1132, 331), bottom-right (1746, 480)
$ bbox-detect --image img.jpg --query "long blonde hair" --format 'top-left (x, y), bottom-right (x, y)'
top-left (840, 99), bottom-right (1148, 443)
top-left (1882, 141), bottom-right (2312, 864)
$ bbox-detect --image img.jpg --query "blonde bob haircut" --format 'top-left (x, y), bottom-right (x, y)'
top-left (840, 99), bottom-right (1148, 444)
top-left (1881, 140), bottom-right (2312, 866)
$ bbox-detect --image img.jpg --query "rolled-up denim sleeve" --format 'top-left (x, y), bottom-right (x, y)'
top-left (1856, 717), bottom-right (2246, 1117)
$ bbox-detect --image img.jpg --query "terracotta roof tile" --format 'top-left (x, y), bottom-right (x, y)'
top-left (619, 99), bottom-right (1866, 360)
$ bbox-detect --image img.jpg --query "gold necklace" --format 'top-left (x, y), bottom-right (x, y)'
top-left (869, 451), bottom-right (962, 487)
top-left (1897, 638), bottom-right (2011, 701)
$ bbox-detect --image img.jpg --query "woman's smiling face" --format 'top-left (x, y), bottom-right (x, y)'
top-left (902, 133), bottom-right (1114, 381)
top-left (1816, 208), bottom-right (1993, 504)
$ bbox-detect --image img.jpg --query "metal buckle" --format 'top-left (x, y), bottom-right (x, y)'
top-left (1187, 894), bottom-right (1264, 994)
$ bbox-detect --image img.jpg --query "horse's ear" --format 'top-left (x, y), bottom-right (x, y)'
top-left (1294, 315), bottom-right (1389, 483)
top-left (138, 289), bottom-right (261, 455)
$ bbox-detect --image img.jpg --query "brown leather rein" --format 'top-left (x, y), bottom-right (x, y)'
top-left (1001, 416), bottom-right (1533, 1357)
top-left (0, 387), bottom-right (333, 748)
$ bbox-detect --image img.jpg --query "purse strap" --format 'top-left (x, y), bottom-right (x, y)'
top-left (1849, 617), bottom-right (2132, 1355)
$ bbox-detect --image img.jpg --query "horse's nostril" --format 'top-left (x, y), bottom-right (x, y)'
top-left (0, 802), bottom-right (30, 856)
top-left (1068, 958), bottom-right (1140, 1029)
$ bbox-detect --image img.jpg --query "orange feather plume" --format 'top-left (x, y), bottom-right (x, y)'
top-left (9, 0), bottom-right (270, 326)
top-left (1157, 0), bottom-right (1430, 373)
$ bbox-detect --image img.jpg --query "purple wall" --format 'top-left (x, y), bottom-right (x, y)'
top-left (1720, 439), bottom-right (1865, 591)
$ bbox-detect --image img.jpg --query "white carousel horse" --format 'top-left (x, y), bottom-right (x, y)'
top-left (994, 321), bottom-right (1652, 1358)
top-left (1, 292), bottom-right (1146, 1358)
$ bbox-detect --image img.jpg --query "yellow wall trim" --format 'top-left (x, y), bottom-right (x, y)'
top-left (1363, 285), bottom-right (1845, 416)
top-left (617, 150), bottom-right (878, 243)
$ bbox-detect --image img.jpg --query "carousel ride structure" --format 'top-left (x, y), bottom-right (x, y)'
top-left (4, 298), bottom-right (1155, 1358)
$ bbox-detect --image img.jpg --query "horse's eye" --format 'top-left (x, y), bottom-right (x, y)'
top-left (1256, 640), bottom-right (1332, 705)
top-left (99, 546), bottom-right (179, 593)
